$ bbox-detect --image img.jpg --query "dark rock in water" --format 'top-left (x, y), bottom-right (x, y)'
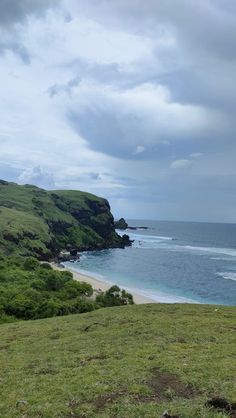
top-left (114, 218), bottom-right (128, 230)
top-left (205, 397), bottom-right (236, 415)
top-left (70, 248), bottom-right (79, 257)
top-left (58, 250), bottom-right (80, 262)
top-left (121, 234), bottom-right (132, 247)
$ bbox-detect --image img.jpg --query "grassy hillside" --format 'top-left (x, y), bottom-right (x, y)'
top-left (0, 180), bottom-right (128, 259)
top-left (0, 304), bottom-right (235, 418)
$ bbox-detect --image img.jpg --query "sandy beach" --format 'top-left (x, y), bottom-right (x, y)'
top-left (51, 262), bottom-right (154, 304)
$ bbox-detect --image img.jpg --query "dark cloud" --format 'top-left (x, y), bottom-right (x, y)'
top-left (74, 1), bottom-right (236, 110)
top-left (1, 0), bottom-right (235, 221)
top-left (48, 76), bottom-right (80, 97)
top-left (0, 0), bottom-right (58, 26)
top-left (80, 0), bottom-right (236, 59)
top-left (0, 0), bottom-right (59, 62)
top-left (0, 41), bottom-right (31, 63)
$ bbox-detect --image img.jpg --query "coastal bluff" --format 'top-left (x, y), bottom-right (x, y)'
top-left (0, 180), bottom-right (130, 259)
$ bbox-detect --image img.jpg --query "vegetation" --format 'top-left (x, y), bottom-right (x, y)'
top-left (0, 256), bottom-right (133, 323)
top-left (0, 180), bottom-right (129, 260)
top-left (0, 179), bottom-right (234, 418)
top-left (96, 285), bottom-right (134, 307)
top-left (0, 303), bottom-right (235, 417)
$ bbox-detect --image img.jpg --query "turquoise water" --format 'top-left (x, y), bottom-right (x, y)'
top-left (66, 220), bottom-right (236, 306)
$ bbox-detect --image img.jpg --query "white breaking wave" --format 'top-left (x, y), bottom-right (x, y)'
top-left (218, 272), bottom-right (236, 282)
top-left (129, 233), bottom-right (172, 241)
top-left (128, 233), bottom-right (174, 248)
top-left (116, 229), bottom-right (173, 242)
top-left (125, 287), bottom-right (200, 304)
top-left (182, 245), bottom-right (236, 257)
top-left (211, 257), bottom-right (235, 261)
top-left (126, 232), bottom-right (236, 257)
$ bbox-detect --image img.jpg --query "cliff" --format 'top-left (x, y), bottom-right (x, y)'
top-left (0, 180), bottom-right (130, 259)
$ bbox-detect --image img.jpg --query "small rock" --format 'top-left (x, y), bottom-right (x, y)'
top-left (161, 411), bottom-right (180, 418)
top-left (16, 400), bottom-right (28, 408)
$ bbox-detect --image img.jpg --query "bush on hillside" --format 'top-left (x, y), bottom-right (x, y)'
top-left (96, 285), bottom-right (134, 307)
top-left (0, 256), bottom-right (134, 323)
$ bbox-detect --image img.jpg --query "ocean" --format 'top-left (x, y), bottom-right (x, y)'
top-left (66, 220), bottom-right (236, 306)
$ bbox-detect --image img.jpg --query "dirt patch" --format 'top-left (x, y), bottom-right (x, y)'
top-left (206, 397), bottom-right (236, 416)
top-left (146, 368), bottom-right (198, 400)
top-left (93, 392), bottom-right (121, 411)
top-left (90, 368), bottom-right (198, 412)
top-left (6, 335), bottom-right (17, 342)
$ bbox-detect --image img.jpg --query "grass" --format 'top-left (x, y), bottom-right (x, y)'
top-left (0, 303), bottom-right (235, 417)
top-left (0, 181), bottom-right (123, 258)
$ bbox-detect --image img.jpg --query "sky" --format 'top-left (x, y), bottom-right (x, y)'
top-left (0, 0), bottom-right (235, 222)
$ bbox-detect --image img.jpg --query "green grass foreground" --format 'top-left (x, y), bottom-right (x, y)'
top-left (0, 304), bottom-right (235, 417)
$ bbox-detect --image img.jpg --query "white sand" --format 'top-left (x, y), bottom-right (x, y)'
top-left (51, 262), bottom-right (154, 304)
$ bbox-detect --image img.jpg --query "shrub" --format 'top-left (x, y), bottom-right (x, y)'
top-left (96, 286), bottom-right (134, 307)
top-left (40, 262), bottom-right (52, 270)
top-left (0, 255), bottom-right (134, 323)
top-left (23, 257), bottom-right (40, 271)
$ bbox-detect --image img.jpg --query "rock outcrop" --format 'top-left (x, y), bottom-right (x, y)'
top-left (0, 181), bottom-right (131, 259)
top-left (114, 218), bottom-right (128, 230)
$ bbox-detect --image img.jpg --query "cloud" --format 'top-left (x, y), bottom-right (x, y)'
top-left (190, 152), bottom-right (202, 158)
top-left (48, 76), bottom-right (80, 97)
top-left (0, 0), bottom-right (59, 61)
top-left (0, 41), bottom-right (31, 63)
top-left (68, 81), bottom-right (222, 159)
top-left (0, 0), bottom-right (58, 27)
top-left (0, 0), bottom-right (235, 222)
top-left (170, 159), bottom-right (192, 169)
top-left (133, 145), bottom-right (145, 155)
top-left (18, 166), bottom-right (55, 189)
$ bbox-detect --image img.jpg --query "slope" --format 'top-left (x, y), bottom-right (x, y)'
top-left (0, 303), bottom-right (235, 418)
top-left (0, 180), bottom-right (129, 259)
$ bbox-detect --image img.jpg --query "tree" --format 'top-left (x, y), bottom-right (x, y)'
top-left (96, 286), bottom-right (134, 307)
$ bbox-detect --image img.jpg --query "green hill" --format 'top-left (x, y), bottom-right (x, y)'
top-left (0, 303), bottom-right (235, 418)
top-left (0, 180), bottom-right (129, 259)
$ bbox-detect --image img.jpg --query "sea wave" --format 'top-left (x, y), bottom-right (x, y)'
top-left (116, 229), bottom-right (173, 242)
top-left (217, 272), bottom-right (236, 282)
top-left (181, 245), bottom-right (236, 257)
top-left (125, 287), bottom-right (200, 304)
top-left (129, 233), bottom-right (173, 241)
top-left (129, 234), bottom-right (236, 257)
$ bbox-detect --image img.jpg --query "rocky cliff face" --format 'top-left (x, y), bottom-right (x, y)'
top-left (0, 181), bottom-right (131, 259)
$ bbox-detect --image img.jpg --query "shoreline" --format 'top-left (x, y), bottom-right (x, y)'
top-left (51, 262), bottom-right (155, 304)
